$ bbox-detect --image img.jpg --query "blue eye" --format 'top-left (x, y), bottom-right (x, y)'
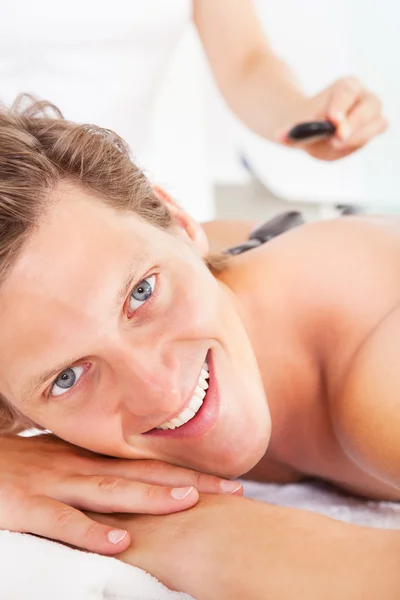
top-left (51, 365), bottom-right (84, 397)
top-left (129, 275), bottom-right (155, 313)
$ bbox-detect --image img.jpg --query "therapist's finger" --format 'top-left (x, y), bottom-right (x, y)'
top-left (325, 77), bottom-right (364, 137)
top-left (331, 116), bottom-right (388, 151)
top-left (56, 474), bottom-right (199, 514)
top-left (343, 93), bottom-right (383, 136)
top-left (0, 489), bottom-right (131, 555)
top-left (86, 458), bottom-right (243, 495)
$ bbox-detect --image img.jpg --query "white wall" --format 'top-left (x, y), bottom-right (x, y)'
top-left (143, 26), bottom-right (215, 221)
top-left (153, 0), bottom-right (400, 212)
top-left (245, 0), bottom-right (400, 208)
top-left (5, 1), bottom-right (396, 218)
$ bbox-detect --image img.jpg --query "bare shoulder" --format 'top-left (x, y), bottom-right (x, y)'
top-left (202, 219), bottom-right (258, 253)
top-left (218, 216), bottom-right (400, 496)
top-left (222, 214), bottom-right (400, 401)
top-left (331, 303), bottom-right (400, 492)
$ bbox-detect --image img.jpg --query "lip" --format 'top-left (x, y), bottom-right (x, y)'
top-left (143, 349), bottom-right (220, 439)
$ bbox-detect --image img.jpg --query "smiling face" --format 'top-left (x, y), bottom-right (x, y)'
top-left (0, 184), bottom-right (271, 477)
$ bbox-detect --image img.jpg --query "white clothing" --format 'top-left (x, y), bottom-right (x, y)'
top-left (0, 1), bottom-right (214, 219)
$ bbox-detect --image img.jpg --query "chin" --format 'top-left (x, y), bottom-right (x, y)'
top-left (204, 425), bottom-right (271, 479)
top-left (215, 404), bottom-right (272, 479)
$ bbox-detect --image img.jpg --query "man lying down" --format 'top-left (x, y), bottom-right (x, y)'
top-left (0, 97), bottom-right (400, 599)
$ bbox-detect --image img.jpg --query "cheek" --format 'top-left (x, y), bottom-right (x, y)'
top-left (44, 404), bottom-right (124, 454)
top-left (167, 271), bottom-right (222, 336)
top-left (30, 380), bottom-right (124, 453)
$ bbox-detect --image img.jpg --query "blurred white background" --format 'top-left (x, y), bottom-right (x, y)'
top-left (1, 0), bottom-right (399, 221)
top-left (148, 0), bottom-right (400, 219)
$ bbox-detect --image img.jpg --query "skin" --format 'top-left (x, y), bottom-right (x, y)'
top-left (91, 494), bottom-right (400, 600)
top-left (2, 184), bottom-right (400, 595)
top-left (211, 215), bottom-right (400, 500)
top-left (0, 433), bottom-right (242, 554)
top-left (0, 0), bottom-right (390, 580)
top-left (0, 183), bottom-right (270, 478)
top-left (194, 0), bottom-right (387, 158)
top-left (2, 184), bottom-right (400, 500)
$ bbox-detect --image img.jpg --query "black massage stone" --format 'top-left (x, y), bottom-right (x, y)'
top-left (287, 120), bottom-right (336, 141)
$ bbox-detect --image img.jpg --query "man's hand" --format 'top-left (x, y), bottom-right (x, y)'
top-left (278, 77), bottom-right (387, 160)
top-left (0, 434), bottom-right (241, 554)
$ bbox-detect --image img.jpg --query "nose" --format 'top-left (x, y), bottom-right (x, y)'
top-left (107, 339), bottom-right (182, 418)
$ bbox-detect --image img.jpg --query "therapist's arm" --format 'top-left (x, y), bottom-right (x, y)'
top-left (92, 494), bottom-right (400, 600)
top-left (194, 0), bottom-right (387, 159)
top-left (194, 0), bottom-right (303, 137)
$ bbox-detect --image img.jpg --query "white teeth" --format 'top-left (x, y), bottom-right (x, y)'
top-left (198, 376), bottom-right (209, 391)
top-left (201, 369), bottom-right (209, 381)
top-left (188, 394), bottom-right (203, 413)
top-left (179, 407), bottom-right (196, 423)
top-left (156, 358), bottom-right (210, 430)
top-left (194, 385), bottom-right (206, 400)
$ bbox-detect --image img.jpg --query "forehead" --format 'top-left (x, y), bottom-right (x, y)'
top-left (0, 184), bottom-right (172, 398)
top-left (1, 184), bottom-right (161, 305)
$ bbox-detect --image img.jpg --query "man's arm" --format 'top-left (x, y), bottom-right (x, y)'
top-left (92, 494), bottom-right (400, 600)
top-left (0, 434), bottom-right (239, 554)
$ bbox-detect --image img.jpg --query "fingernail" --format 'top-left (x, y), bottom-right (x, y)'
top-left (171, 486), bottom-right (194, 500)
top-left (220, 480), bottom-right (242, 494)
top-left (108, 529), bottom-right (128, 545)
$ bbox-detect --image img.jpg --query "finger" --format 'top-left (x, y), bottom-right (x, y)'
top-left (331, 116), bottom-right (388, 151)
top-left (326, 77), bottom-right (365, 137)
top-left (56, 475), bottom-right (200, 514)
top-left (5, 493), bottom-right (131, 555)
top-left (275, 130), bottom-right (317, 149)
top-left (342, 94), bottom-right (383, 140)
top-left (86, 458), bottom-right (243, 495)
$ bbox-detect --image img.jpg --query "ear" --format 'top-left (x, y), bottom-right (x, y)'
top-left (153, 186), bottom-right (209, 257)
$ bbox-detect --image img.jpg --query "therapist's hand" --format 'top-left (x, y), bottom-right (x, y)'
top-left (278, 77), bottom-right (388, 161)
top-left (0, 434), bottom-right (241, 555)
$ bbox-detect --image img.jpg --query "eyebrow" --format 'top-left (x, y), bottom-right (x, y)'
top-left (20, 356), bottom-right (83, 406)
top-left (114, 252), bottom-right (150, 310)
top-left (20, 253), bottom-right (150, 404)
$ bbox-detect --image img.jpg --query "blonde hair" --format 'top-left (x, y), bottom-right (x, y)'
top-left (0, 96), bottom-right (178, 433)
top-left (0, 96), bottom-right (229, 433)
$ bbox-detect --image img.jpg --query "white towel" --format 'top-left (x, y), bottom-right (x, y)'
top-left (241, 480), bottom-right (400, 528)
top-left (1, 481), bottom-right (399, 599)
top-left (0, 529), bottom-right (193, 600)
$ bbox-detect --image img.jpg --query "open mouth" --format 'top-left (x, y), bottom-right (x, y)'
top-left (144, 351), bottom-right (218, 438)
top-left (155, 359), bottom-right (209, 430)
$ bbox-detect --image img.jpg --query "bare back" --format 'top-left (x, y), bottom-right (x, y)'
top-left (211, 216), bottom-right (400, 499)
